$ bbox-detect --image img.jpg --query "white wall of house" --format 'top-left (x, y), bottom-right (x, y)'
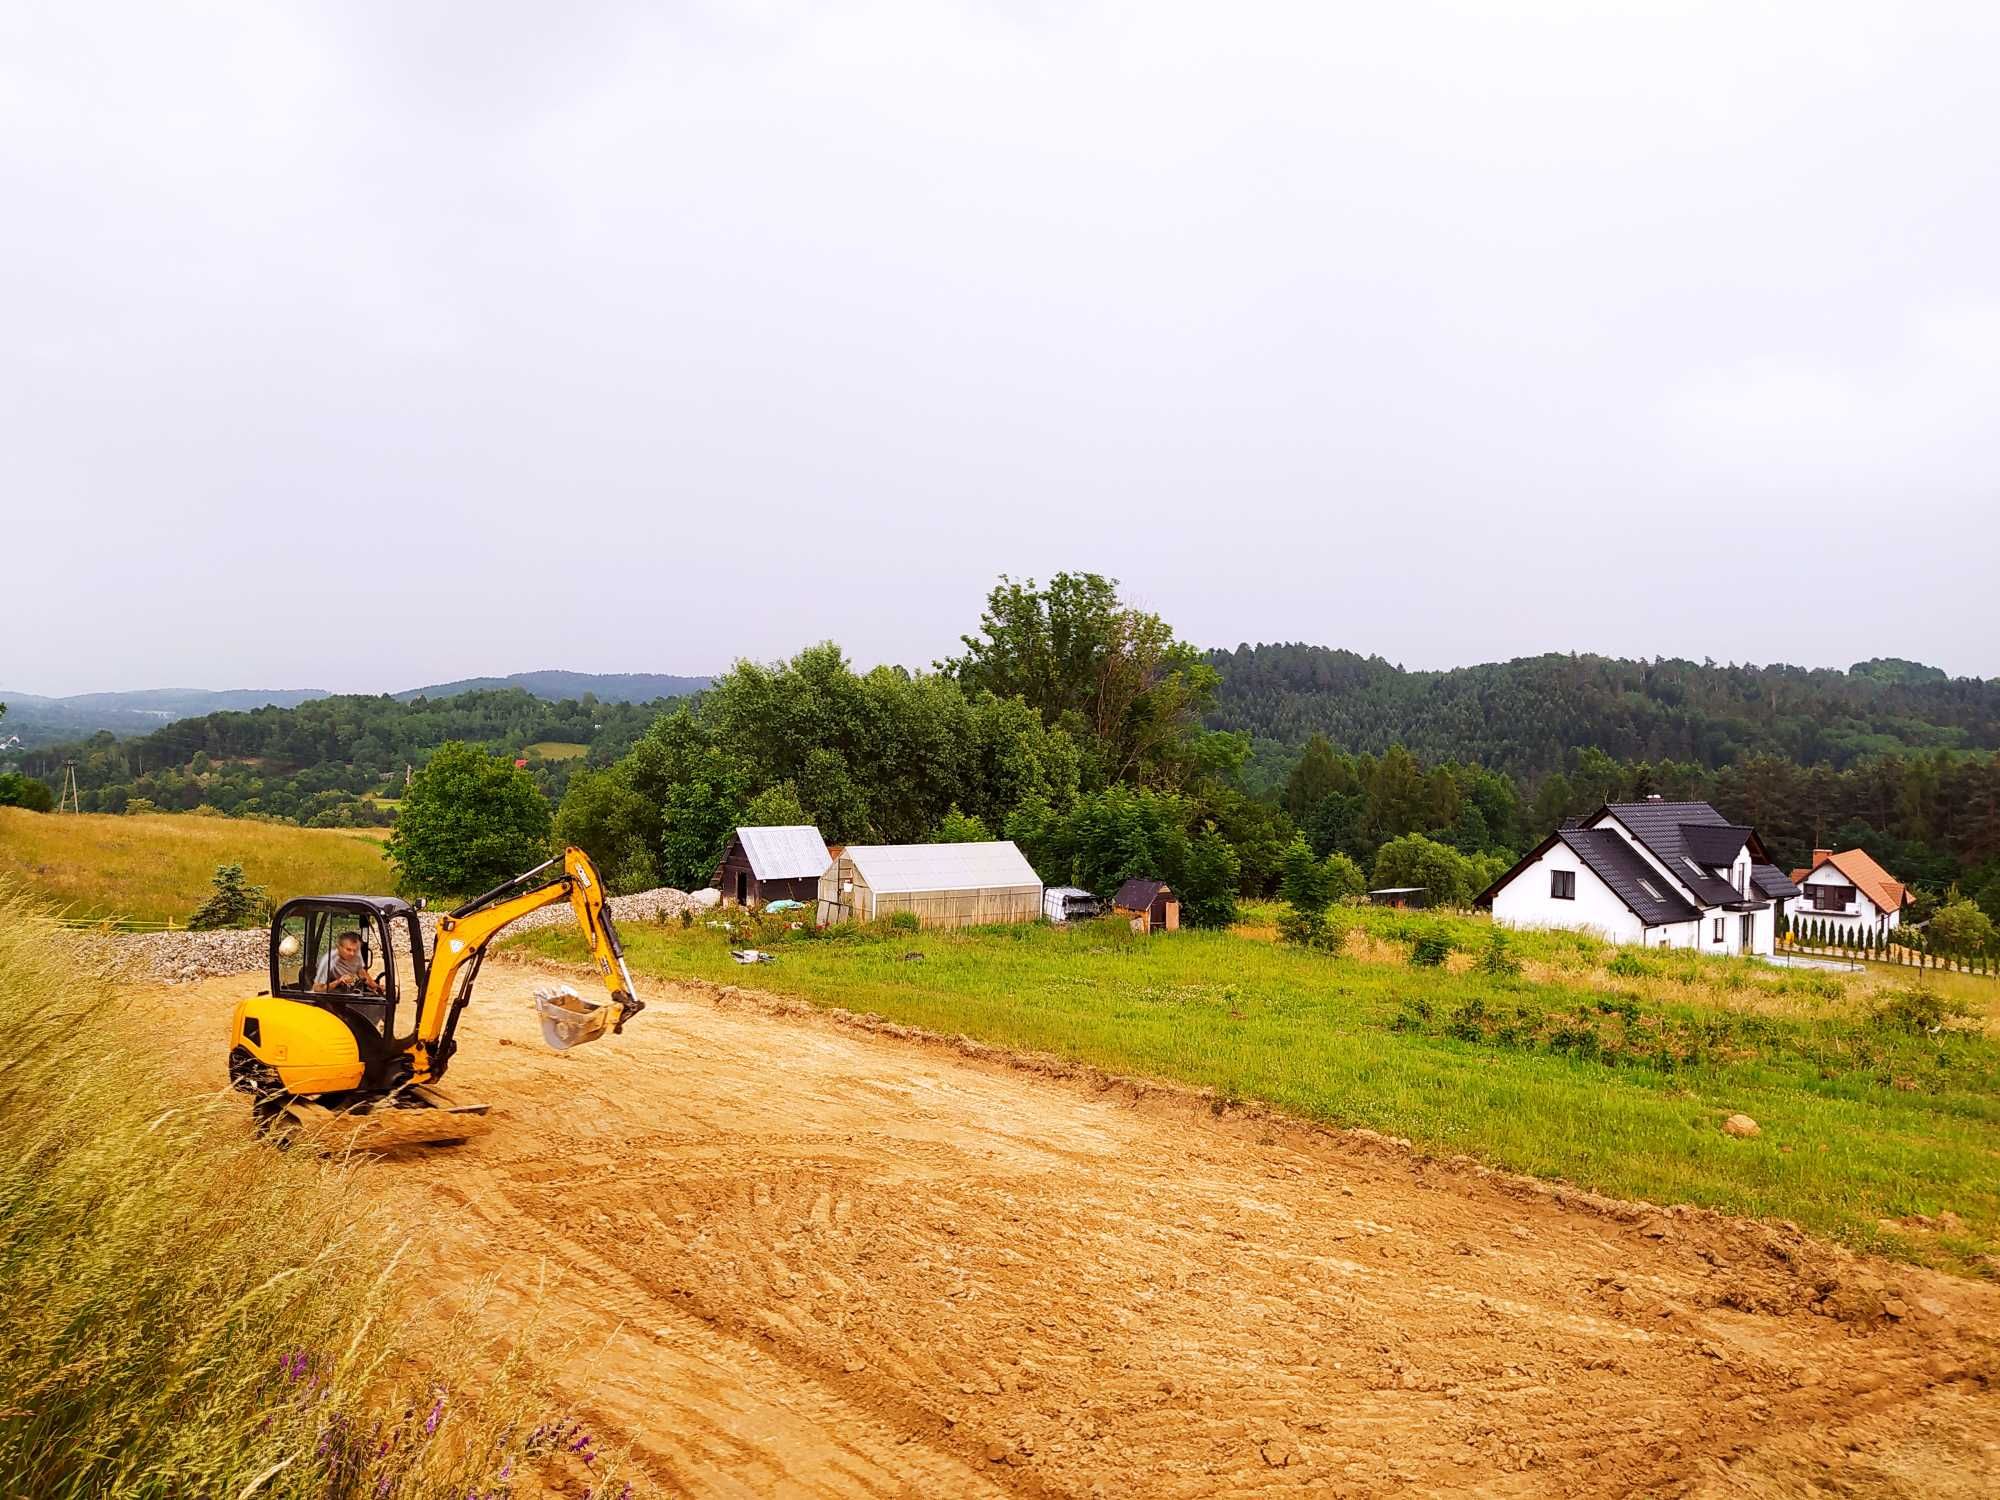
top-left (1490, 843), bottom-right (1645, 943)
top-left (1787, 864), bottom-right (1896, 932)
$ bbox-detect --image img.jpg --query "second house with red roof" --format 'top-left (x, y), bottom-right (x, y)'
top-left (1786, 848), bottom-right (1910, 938)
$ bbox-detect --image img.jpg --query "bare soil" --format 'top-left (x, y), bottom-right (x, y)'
top-left (143, 962), bottom-right (2000, 1498)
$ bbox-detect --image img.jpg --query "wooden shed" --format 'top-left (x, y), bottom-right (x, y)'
top-left (1367, 886), bottom-right (1428, 909)
top-left (1112, 878), bottom-right (1179, 934)
top-left (713, 825), bottom-right (833, 907)
top-left (817, 841), bottom-right (1043, 929)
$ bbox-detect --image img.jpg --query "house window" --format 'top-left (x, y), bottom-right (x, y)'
top-left (1637, 878), bottom-right (1662, 900)
top-left (1550, 869), bottom-right (1576, 900)
top-left (1712, 917), bottom-right (1725, 943)
top-left (1811, 884), bottom-right (1855, 912)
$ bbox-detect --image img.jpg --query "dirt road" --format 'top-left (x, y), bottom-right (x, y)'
top-left (147, 963), bottom-right (1998, 1497)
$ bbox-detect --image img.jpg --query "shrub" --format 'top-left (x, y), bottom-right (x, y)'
top-left (1928, 900), bottom-right (1997, 962)
top-left (1445, 997), bottom-right (1489, 1041)
top-left (185, 863), bottom-right (269, 930)
top-left (1278, 905), bottom-right (1345, 953)
top-left (0, 773), bottom-right (52, 813)
top-left (1870, 984), bottom-right (1973, 1037)
top-left (1409, 933), bottom-right (1451, 968)
top-left (1477, 929), bottom-right (1522, 978)
top-left (1606, 950), bottom-right (1650, 979)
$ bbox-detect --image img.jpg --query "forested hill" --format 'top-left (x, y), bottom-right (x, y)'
top-left (14, 689), bottom-right (668, 825)
top-left (0, 687), bottom-right (330, 747)
top-left (395, 670), bottom-right (710, 703)
top-left (1205, 646), bottom-right (2000, 774)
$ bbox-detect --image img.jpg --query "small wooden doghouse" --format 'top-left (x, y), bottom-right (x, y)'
top-left (1368, 886), bottom-right (1428, 909)
top-left (1112, 877), bottom-right (1179, 934)
top-left (713, 825), bottom-right (833, 907)
top-left (817, 841), bottom-right (1043, 929)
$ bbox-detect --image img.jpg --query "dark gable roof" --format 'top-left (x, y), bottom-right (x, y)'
top-left (1751, 862), bottom-right (1801, 900)
top-left (1597, 801), bottom-right (1770, 910)
top-left (1680, 822), bottom-right (1750, 867)
top-left (1474, 828), bottom-right (1699, 927)
top-left (1558, 828), bottom-right (1701, 926)
top-left (1113, 877), bottom-right (1171, 910)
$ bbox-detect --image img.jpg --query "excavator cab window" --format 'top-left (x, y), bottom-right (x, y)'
top-left (271, 905), bottom-right (398, 1037)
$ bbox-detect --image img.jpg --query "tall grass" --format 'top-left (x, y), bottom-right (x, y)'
top-left (0, 808), bottom-right (393, 926)
top-left (0, 891), bottom-right (610, 1497)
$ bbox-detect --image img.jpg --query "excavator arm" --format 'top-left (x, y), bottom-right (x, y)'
top-left (411, 846), bottom-right (644, 1084)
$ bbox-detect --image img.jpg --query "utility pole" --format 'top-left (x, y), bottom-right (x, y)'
top-left (54, 761), bottom-right (81, 814)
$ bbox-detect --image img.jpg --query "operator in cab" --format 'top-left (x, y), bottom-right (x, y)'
top-left (314, 930), bottom-right (384, 995)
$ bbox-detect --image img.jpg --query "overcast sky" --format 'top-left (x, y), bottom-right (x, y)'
top-left (5, 1), bottom-right (1997, 695)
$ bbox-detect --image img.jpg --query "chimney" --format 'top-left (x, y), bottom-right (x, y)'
top-left (1811, 848), bottom-right (1831, 865)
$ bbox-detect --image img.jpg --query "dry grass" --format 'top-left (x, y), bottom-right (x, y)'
top-left (0, 890), bottom-right (647, 1497)
top-left (0, 808), bottom-right (393, 925)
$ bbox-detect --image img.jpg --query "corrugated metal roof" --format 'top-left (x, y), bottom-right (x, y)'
top-left (736, 825), bottom-right (833, 881)
top-left (842, 841), bottom-right (1042, 894)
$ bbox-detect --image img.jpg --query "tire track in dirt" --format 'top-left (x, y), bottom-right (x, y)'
top-left (138, 967), bottom-right (2000, 1497)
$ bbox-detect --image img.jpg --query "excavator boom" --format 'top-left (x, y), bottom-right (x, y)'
top-left (413, 847), bottom-right (644, 1085)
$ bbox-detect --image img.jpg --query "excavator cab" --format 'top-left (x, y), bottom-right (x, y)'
top-left (270, 897), bottom-right (426, 1041)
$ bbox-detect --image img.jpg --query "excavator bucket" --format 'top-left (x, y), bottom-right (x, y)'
top-left (533, 985), bottom-right (620, 1051)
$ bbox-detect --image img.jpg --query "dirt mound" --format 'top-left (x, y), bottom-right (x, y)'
top-left (126, 963), bottom-right (2000, 1497)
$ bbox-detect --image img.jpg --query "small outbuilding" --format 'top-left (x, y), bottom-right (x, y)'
top-left (1112, 878), bottom-right (1179, 934)
top-left (818, 841), bottom-right (1044, 929)
top-left (713, 825), bottom-right (833, 907)
top-left (1368, 886), bottom-right (1428, 909)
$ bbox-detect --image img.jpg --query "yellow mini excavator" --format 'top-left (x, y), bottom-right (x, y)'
top-left (227, 846), bottom-right (644, 1140)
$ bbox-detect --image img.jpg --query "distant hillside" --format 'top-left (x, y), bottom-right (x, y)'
top-left (396, 670), bottom-right (710, 703)
top-left (0, 687), bottom-right (329, 748)
top-left (1205, 646), bottom-right (2000, 775)
top-left (15, 688), bottom-right (670, 825)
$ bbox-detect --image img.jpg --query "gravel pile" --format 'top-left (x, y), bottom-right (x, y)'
top-left (113, 887), bottom-right (692, 984)
top-left (116, 928), bottom-right (269, 984)
top-left (507, 885), bottom-right (696, 934)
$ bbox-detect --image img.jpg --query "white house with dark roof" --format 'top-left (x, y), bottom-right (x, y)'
top-left (1475, 798), bottom-right (1801, 955)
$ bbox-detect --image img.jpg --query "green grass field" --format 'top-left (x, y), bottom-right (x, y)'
top-left (515, 907), bottom-right (2000, 1273)
top-left (0, 808), bottom-right (394, 925)
top-left (522, 741), bottom-right (588, 761)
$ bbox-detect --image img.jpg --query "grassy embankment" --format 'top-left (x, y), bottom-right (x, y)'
top-left (0, 891), bottom-right (635, 1497)
top-left (0, 807), bottom-right (393, 926)
top-left (515, 903), bottom-right (2000, 1273)
top-left (522, 741), bottom-right (589, 761)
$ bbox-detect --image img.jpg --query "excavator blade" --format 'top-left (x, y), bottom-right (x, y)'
top-left (533, 985), bottom-right (619, 1051)
top-left (278, 1085), bottom-right (491, 1150)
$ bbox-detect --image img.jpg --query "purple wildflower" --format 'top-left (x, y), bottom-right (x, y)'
top-left (425, 1394), bottom-right (446, 1436)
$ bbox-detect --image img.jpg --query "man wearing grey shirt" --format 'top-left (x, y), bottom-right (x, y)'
top-left (314, 931), bottom-right (383, 995)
